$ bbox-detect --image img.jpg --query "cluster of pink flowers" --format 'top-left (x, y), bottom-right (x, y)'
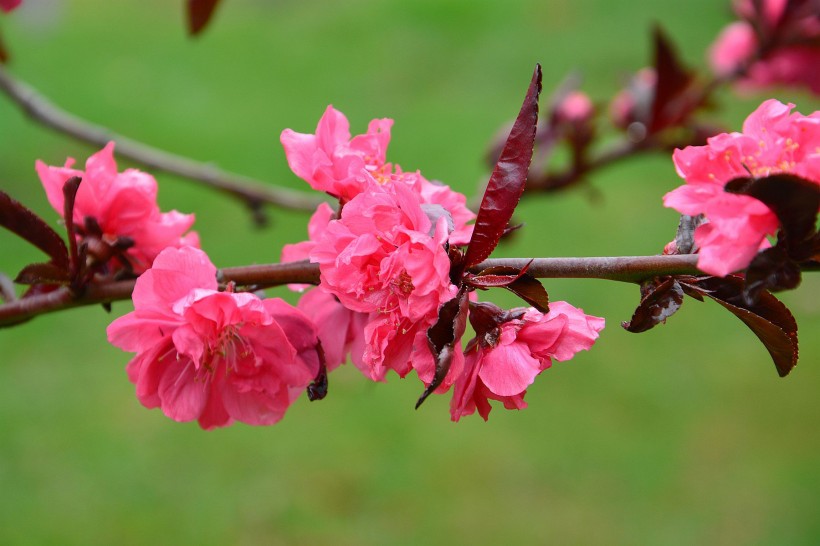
top-left (282, 106), bottom-right (604, 421)
top-left (664, 99), bottom-right (820, 276)
top-left (37, 142), bottom-right (199, 274)
top-left (94, 106), bottom-right (605, 429)
top-left (710, 0), bottom-right (820, 93)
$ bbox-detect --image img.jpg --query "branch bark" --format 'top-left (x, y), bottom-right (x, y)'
top-left (0, 66), bottom-right (324, 217)
top-left (0, 254), bottom-right (704, 327)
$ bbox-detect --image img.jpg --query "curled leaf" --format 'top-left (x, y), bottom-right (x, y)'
top-left (622, 278), bottom-right (685, 333)
top-left (416, 287), bottom-right (469, 409)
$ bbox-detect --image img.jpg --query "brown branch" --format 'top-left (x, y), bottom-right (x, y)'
top-left (0, 65), bottom-right (324, 216)
top-left (0, 254), bottom-right (705, 327)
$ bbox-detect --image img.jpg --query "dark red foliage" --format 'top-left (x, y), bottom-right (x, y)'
top-left (416, 287), bottom-right (470, 409)
top-left (0, 190), bottom-right (68, 270)
top-left (463, 64), bottom-right (542, 268)
top-left (622, 277), bottom-right (685, 333)
top-left (648, 26), bottom-right (699, 134)
top-left (466, 264), bottom-right (549, 313)
top-left (187, 0), bottom-right (223, 36)
top-left (680, 276), bottom-right (798, 377)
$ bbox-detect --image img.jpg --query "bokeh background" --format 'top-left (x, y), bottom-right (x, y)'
top-left (1, 0), bottom-right (819, 544)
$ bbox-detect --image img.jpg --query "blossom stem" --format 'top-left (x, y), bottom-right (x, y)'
top-left (0, 66), bottom-right (324, 219)
top-left (0, 254), bottom-right (707, 327)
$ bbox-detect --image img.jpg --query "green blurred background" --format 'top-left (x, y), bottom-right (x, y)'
top-left (1, 0), bottom-right (819, 544)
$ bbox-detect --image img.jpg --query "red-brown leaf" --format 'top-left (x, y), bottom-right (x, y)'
top-left (0, 190), bottom-right (69, 269)
top-left (187, 0), bottom-right (223, 36)
top-left (463, 64), bottom-right (542, 267)
top-left (416, 287), bottom-right (470, 409)
top-left (649, 25), bottom-right (696, 133)
top-left (682, 276), bottom-right (798, 377)
top-left (622, 278), bottom-right (684, 333)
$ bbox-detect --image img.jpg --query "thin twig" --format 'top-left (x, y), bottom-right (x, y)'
top-left (0, 65), bottom-right (324, 216)
top-left (0, 254), bottom-right (705, 327)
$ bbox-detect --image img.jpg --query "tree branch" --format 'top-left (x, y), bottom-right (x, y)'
top-left (0, 65), bottom-right (324, 217)
top-left (0, 254), bottom-right (705, 327)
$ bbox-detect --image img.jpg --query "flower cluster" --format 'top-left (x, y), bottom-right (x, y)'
top-left (282, 106), bottom-right (605, 421)
top-left (36, 142), bottom-right (199, 275)
top-left (664, 99), bottom-right (820, 276)
top-left (94, 104), bottom-right (606, 429)
top-left (709, 0), bottom-right (820, 94)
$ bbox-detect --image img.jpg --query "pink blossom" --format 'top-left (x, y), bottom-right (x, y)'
top-left (36, 142), bottom-right (198, 274)
top-left (664, 99), bottom-right (820, 276)
top-left (107, 246), bottom-right (320, 430)
top-left (281, 106), bottom-right (475, 243)
top-left (280, 105), bottom-right (392, 201)
top-left (311, 181), bottom-right (457, 379)
top-left (450, 301), bottom-right (605, 421)
top-left (0, 0), bottom-right (21, 13)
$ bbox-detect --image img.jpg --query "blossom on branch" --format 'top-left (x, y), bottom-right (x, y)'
top-left (450, 301), bottom-right (605, 421)
top-left (36, 142), bottom-right (198, 274)
top-left (107, 246), bottom-right (321, 430)
top-left (280, 106), bottom-right (474, 241)
top-left (311, 180), bottom-right (457, 380)
top-left (664, 99), bottom-right (820, 276)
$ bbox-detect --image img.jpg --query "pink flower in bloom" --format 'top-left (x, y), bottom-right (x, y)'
top-left (280, 105), bottom-right (393, 202)
top-left (0, 0), bottom-right (21, 13)
top-left (664, 99), bottom-right (820, 276)
top-left (450, 302), bottom-right (605, 422)
top-left (281, 106), bottom-right (474, 243)
top-left (36, 142), bottom-right (198, 274)
top-left (709, 0), bottom-right (820, 94)
top-left (107, 246), bottom-right (320, 430)
top-left (311, 181), bottom-right (457, 379)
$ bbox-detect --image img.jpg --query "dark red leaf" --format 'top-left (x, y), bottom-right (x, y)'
top-left (466, 273), bottom-right (521, 288)
top-left (725, 174), bottom-right (820, 251)
top-left (649, 26), bottom-right (696, 133)
top-left (463, 64), bottom-right (542, 267)
top-left (466, 263), bottom-right (549, 312)
top-left (187, 0), bottom-right (223, 36)
top-left (416, 287), bottom-right (469, 409)
top-left (468, 301), bottom-right (528, 350)
top-left (0, 190), bottom-right (69, 269)
top-left (505, 274), bottom-right (550, 313)
top-left (14, 262), bottom-right (71, 285)
top-left (744, 246), bottom-right (802, 301)
top-left (681, 276), bottom-right (798, 377)
top-left (622, 278), bottom-right (685, 333)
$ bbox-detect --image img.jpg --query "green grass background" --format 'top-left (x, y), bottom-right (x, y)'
top-left (1, 0), bottom-right (820, 544)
